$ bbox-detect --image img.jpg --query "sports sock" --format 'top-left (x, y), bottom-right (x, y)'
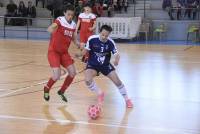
top-left (59, 75), bottom-right (74, 93)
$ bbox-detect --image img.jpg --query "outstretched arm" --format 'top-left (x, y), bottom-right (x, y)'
top-left (72, 32), bottom-right (79, 48)
top-left (89, 20), bottom-right (97, 31)
top-left (47, 23), bottom-right (58, 33)
top-left (79, 39), bottom-right (90, 62)
top-left (113, 53), bottom-right (120, 66)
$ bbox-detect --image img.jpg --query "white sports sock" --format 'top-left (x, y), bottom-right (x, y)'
top-left (87, 81), bottom-right (102, 95)
top-left (118, 84), bottom-right (128, 100)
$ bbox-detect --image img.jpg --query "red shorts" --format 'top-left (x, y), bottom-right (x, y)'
top-left (48, 50), bottom-right (74, 68)
top-left (80, 31), bottom-right (93, 44)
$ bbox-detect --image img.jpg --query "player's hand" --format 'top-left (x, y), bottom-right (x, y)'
top-left (113, 53), bottom-right (120, 66)
top-left (82, 54), bottom-right (88, 63)
top-left (76, 43), bottom-right (80, 49)
top-left (88, 27), bottom-right (93, 31)
top-left (74, 53), bottom-right (82, 58)
top-left (113, 60), bottom-right (119, 66)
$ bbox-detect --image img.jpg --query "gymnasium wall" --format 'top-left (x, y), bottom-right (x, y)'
top-left (152, 20), bottom-right (200, 41)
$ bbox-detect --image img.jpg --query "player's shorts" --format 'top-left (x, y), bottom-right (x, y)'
top-left (86, 63), bottom-right (115, 76)
top-left (80, 31), bottom-right (93, 44)
top-left (48, 50), bottom-right (74, 68)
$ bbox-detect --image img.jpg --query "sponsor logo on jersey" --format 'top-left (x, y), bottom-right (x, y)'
top-left (64, 30), bottom-right (73, 37)
top-left (82, 18), bottom-right (91, 22)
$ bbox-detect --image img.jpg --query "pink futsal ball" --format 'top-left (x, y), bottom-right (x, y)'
top-left (87, 104), bottom-right (101, 120)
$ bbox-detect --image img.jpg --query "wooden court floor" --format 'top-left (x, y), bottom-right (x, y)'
top-left (0, 39), bottom-right (200, 134)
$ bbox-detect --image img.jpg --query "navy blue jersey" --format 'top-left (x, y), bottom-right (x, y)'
top-left (85, 35), bottom-right (118, 66)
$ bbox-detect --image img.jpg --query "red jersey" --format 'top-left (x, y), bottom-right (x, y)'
top-left (49, 16), bottom-right (76, 53)
top-left (78, 13), bottom-right (96, 34)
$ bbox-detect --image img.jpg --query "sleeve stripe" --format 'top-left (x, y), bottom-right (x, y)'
top-left (109, 38), bottom-right (117, 50)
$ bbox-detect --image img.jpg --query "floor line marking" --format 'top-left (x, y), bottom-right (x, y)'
top-left (0, 74), bottom-right (66, 98)
top-left (0, 67), bottom-right (85, 98)
top-left (0, 114), bottom-right (198, 134)
top-left (0, 89), bottom-right (11, 91)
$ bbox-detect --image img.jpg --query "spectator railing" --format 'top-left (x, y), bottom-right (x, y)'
top-left (133, 7), bottom-right (200, 19)
top-left (132, 0), bottom-right (148, 18)
top-left (167, 6), bottom-right (200, 20)
top-left (0, 16), bottom-right (53, 39)
top-left (131, 0), bottom-right (200, 19)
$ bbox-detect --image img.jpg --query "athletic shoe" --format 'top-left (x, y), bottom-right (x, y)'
top-left (43, 86), bottom-right (50, 101)
top-left (97, 92), bottom-right (105, 105)
top-left (57, 90), bottom-right (68, 102)
top-left (126, 99), bottom-right (133, 108)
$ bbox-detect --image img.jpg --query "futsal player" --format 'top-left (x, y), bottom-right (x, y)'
top-left (43, 5), bottom-right (78, 102)
top-left (83, 25), bottom-right (133, 108)
top-left (75, 4), bottom-right (96, 61)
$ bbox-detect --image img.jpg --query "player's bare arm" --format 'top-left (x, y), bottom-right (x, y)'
top-left (82, 48), bottom-right (89, 56)
top-left (89, 20), bottom-right (96, 31)
top-left (47, 23), bottom-right (58, 33)
top-left (72, 32), bottom-right (79, 48)
top-left (113, 52), bottom-right (120, 66)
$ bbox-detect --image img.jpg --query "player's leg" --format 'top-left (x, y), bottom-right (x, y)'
top-left (58, 64), bottom-right (76, 102)
top-left (80, 31), bottom-right (88, 50)
top-left (45, 68), bottom-right (61, 89)
top-left (106, 69), bottom-right (133, 108)
top-left (80, 42), bottom-right (85, 50)
top-left (44, 68), bottom-right (61, 101)
top-left (57, 53), bottom-right (76, 102)
top-left (44, 51), bottom-right (61, 101)
top-left (79, 41), bottom-right (89, 63)
top-left (85, 67), bottom-right (104, 105)
top-left (76, 33), bottom-right (89, 63)
top-left (75, 32), bottom-right (86, 57)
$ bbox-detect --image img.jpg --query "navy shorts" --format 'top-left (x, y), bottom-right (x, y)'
top-left (86, 63), bottom-right (115, 76)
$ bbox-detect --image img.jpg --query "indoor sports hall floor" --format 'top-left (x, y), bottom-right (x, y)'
top-left (0, 39), bottom-right (200, 134)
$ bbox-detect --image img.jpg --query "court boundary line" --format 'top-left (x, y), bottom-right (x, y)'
top-left (0, 68), bottom-right (85, 98)
top-left (0, 89), bottom-right (11, 91)
top-left (0, 79), bottom-right (85, 98)
top-left (0, 80), bottom-right (48, 98)
top-left (0, 55), bottom-right (86, 98)
top-left (0, 68), bottom-right (67, 98)
top-left (0, 114), bottom-right (198, 134)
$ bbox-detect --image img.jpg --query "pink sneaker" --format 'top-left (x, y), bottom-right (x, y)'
top-left (97, 92), bottom-right (105, 105)
top-left (126, 99), bottom-right (133, 108)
